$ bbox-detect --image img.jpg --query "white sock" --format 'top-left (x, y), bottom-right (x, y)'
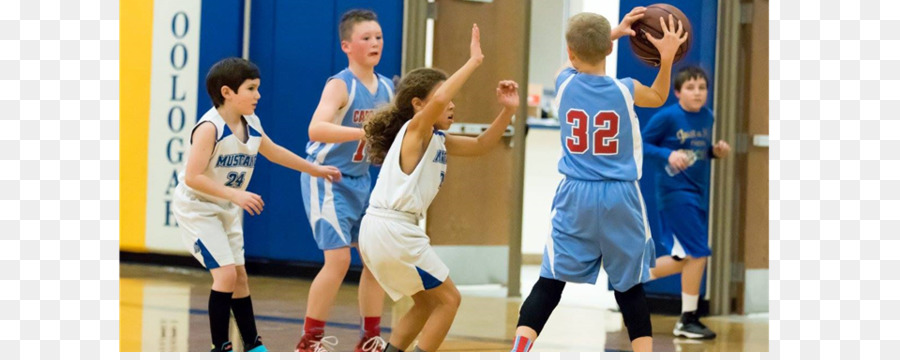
top-left (682, 292), bottom-right (699, 314)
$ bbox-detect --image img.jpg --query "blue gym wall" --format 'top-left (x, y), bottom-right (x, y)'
top-left (616, 0), bottom-right (718, 298)
top-left (191, 0), bottom-right (403, 267)
top-left (196, 0), bottom-right (245, 114)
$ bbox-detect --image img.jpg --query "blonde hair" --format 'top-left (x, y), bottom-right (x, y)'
top-left (364, 68), bottom-right (448, 165)
top-left (566, 13), bottom-right (612, 65)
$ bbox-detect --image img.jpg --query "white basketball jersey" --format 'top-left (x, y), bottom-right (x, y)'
top-left (177, 107), bottom-right (265, 205)
top-left (368, 121), bottom-right (448, 220)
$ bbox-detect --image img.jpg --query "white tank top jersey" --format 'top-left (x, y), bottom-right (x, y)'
top-left (177, 107), bottom-right (265, 206)
top-left (368, 121), bottom-right (448, 220)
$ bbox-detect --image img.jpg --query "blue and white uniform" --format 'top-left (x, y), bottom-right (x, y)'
top-left (173, 107), bottom-right (265, 269)
top-left (301, 69), bottom-right (393, 250)
top-left (541, 67), bottom-right (655, 292)
top-left (642, 104), bottom-right (716, 258)
top-left (359, 121), bottom-right (449, 301)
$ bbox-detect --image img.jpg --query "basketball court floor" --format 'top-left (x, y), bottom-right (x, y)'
top-left (120, 263), bottom-right (768, 352)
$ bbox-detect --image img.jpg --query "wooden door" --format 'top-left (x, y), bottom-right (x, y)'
top-left (426, 0), bottom-right (530, 294)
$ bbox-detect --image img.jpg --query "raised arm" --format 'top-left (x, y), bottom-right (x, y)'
top-left (407, 24), bottom-right (484, 140)
top-left (308, 79), bottom-right (365, 143)
top-left (633, 14), bottom-right (688, 108)
top-left (446, 81), bottom-right (519, 156)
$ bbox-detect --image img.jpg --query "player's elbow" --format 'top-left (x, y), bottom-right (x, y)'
top-left (430, 91), bottom-right (453, 109)
top-left (184, 174), bottom-right (199, 189)
top-left (642, 94), bottom-right (667, 108)
top-left (472, 138), bottom-right (497, 156)
top-left (308, 122), bottom-right (326, 142)
top-left (655, 91), bottom-right (669, 106)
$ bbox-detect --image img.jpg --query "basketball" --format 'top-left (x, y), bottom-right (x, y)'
top-left (629, 3), bottom-right (692, 67)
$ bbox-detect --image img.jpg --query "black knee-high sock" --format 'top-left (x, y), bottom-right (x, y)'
top-left (209, 289), bottom-right (233, 348)
top-left (231, 296), bottom-right (259, 345)
top-left (516, 276), bottom-right (566, 335)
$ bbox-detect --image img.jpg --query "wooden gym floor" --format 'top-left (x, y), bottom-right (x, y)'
top-left (120, 263), bottom-right (768, 352)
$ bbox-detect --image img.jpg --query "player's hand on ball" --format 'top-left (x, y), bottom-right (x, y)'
top-left (469, 24), bottom-right (484, 64)
top-left (713, 140), bottom-right (731, 158)
top-left (496, 80), bottom-right (519, 110)
top-left (668, 150), bottom-right (690, 171)
top-left (232, 190), bottom-right (264, 216)
top-left (315, 165), bottom-right (342, 183)
top-left (611, 6), bottom-right (646, 40)
top-left (645, 14), bottom-right (688, 59)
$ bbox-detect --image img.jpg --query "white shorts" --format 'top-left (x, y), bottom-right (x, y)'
top-left (172, 186), bottom-right (245, 269)
top-left (358, 208), bottom-right (449, 301)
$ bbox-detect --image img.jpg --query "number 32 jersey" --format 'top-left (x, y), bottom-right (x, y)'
top-left (555, 67), bottom-right (642, 181)
top-left (177, 107), bottom-right (264, 206)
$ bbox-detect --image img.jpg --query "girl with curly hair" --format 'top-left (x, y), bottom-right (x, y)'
top-left (358, 24), bottom-right (519, 352)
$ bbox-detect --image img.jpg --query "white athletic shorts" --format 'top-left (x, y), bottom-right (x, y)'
top-left (358, 207), bottom-right (449, 301)
top-left (172, 186), bottom-right (245, 269)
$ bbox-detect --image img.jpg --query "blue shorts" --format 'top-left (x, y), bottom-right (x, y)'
top-left (658, 202), bottom-right (711, 258)
top-left (540, 178), bottom-right (655, 292)
top-left (301, 172), bottom-right (371, 250)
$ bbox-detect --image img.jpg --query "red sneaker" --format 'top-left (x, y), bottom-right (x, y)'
top-left (294, 334), bottom-right (338, 352)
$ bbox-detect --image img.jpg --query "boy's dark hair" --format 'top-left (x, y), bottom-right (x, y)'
top-left (339, 9), bottom-right (378, 41)
top-left (205, 57), bottom-right (260, 108)
top-left (674, 66), bottom-right (709, 92)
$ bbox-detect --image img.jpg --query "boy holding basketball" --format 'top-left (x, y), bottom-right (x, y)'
top-left (511, 7), bottom-right (687, 352)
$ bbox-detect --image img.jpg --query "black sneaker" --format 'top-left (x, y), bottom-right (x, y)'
top-left (211, 341), bottom-right (233, 352)
top-left (246, 336), bottom-right (268, 352)
top-left (673, 312), bottom-right (717, 339)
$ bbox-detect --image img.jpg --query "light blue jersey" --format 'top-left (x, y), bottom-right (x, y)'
top-left (555, 67), bottom-right (642, 181)
top-left (540, 67), bottom-right (654, 292)
top-left (305, 68), bottom-right (394, 177)
top-left (302, 69), bottom-right (393, 250)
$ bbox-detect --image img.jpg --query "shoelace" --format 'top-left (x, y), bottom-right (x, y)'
top-left (311, 336), bottom-right (339, 352)
top-left (360, 336), bottom-right (387, 352)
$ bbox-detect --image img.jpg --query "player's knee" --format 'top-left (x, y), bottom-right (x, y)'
top-left (517, 277), bottom-right (566, 335)
top-left (614, 284), bottom-right (652, 341)
top-left (436, 284), bottom-right (461, 309)
top-left (235, 267), bottom-right (248, 281)
top-left (324, 248), bottom-right (352, 269)
top-left (234, 271), bottom-right (249, 287)
top-left (211, 266), bottom-right (238, 289)
top-left (448, 287), bottom-right (461, 309)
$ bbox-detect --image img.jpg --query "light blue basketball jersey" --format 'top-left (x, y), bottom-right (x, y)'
top-left (305, 68), bottom-right (394, 177)
top-left (555, 67), bottom-right (642, 181)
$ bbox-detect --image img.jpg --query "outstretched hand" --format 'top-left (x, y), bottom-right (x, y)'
top-left (645, 14), bottom-right (688, 59)
top-left (611, 6), bottom-right (647, 40)
top-left (470, 23), bottom-right (484, 64)
top-left (314, 165), bottom-right (342, 183)
top-left (496, 80), bottom-right (519, 110)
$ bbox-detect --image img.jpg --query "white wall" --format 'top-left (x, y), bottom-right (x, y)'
top-left (521, 129), bottom-right (563, 255)
top-left (528, 0), bottom-right (567, 90)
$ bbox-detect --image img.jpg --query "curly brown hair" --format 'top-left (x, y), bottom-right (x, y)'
top-left (364, 68), bottom-right (447, 165)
